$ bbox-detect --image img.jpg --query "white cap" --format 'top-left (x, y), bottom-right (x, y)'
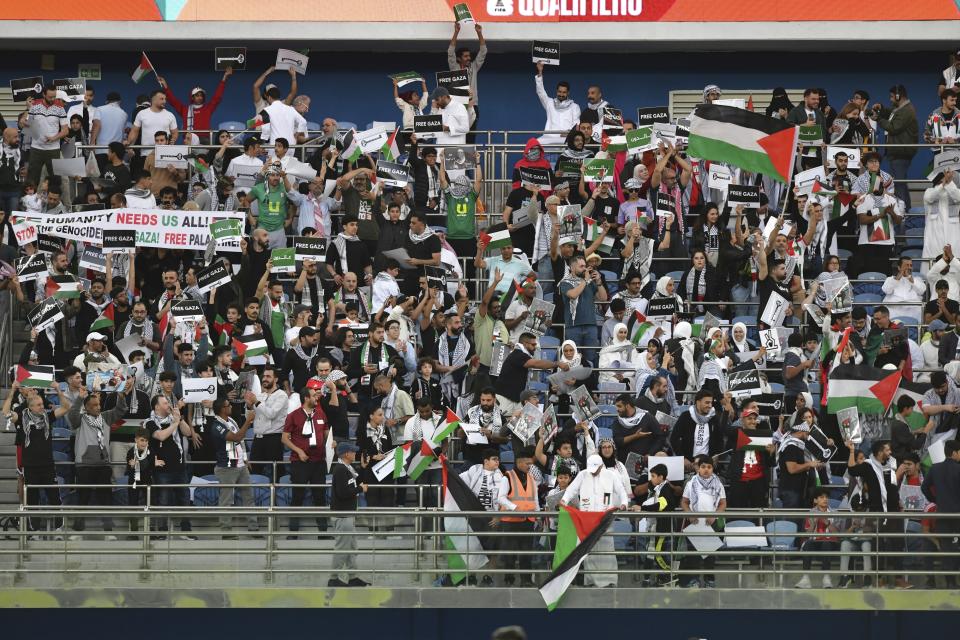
top-left (190, 86), bottom-right (205, 97)
top-left (586, 454), bottom-right (603, 473)
top-left (86, 332), bottom-right (107, 342)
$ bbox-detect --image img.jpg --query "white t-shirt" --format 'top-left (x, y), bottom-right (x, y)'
top-left (67, 103), bottom-right (101, 129)
top-left (226, 153), bottom-right (264, 188)
top-left (133, 108), bottom-right (178, 153)
top-left (263, 101), bottom-right (301, 146)
top-left (505, 298), bottom-right (531, 345)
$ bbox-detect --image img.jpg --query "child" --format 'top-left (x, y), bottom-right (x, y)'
top-left (544, 464), bottom-right (574, 543)
top-left (680, 455), bottom-right (726, 588)
top-left (535, 433), bottom-right (580, 489)
top-left (633, 463), bottom-right (678, 586)
top-left (411, 357), bottom-right (443, 410)
top-left (796, 488), bottom-right (839, 588)
top-left (335, 301), bottom-right (362, 327)
top-left (126, 428), bottom-right (163, 534)
top-left (838, 487), bottom-right (875, 588)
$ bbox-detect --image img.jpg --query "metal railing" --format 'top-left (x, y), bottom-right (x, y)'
top-left (3, 503), bottom-right (957, 589)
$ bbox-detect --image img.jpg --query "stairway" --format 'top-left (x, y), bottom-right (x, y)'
top-left (0, 300), bottom-right (33, 506)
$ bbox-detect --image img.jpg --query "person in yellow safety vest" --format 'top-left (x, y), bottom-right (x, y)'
top-left (502, 447), bottom-right (540, 588)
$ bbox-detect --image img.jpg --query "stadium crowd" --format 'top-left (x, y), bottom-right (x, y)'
top-left (1, 22), bottom-right (959, 590)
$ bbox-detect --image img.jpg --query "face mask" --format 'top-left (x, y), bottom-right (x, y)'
top-left (526, 149), bottom-right (541, 162)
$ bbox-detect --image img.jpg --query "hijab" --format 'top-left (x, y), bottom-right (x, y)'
top-left (731, 322), bottom-right (750, 352)
top-left (559, 340), bottom-right (582, 367)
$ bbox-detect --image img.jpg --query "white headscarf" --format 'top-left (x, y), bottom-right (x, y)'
top-left (732, 322), bottom-right (750, 352)
top-left (655, 275), bottom-right (683, 308)
top-left (559, 340), bottom-right (582, 367)
top-left (600, 323), bottom-right (632, 353)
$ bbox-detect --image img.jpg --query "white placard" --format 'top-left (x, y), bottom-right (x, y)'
top-left (154, 145), bottom-right (189, 169)
top-left (11, 218), bottom-right (37, 246)
top-left (758, 329), bottom-right (781, 357)
top-left (724, 525), bottom-right (768, 548)
top-left (651, 455), bottom-right (684, 482)
top-left (760, 292), bottom-right (790, 328)
top-left (181, 377), bottom-right (218, 403)
top-left (762, 215), bottom-right (794, 245)
top-left (51, 157), bottom-right (86, 178)
top-left (355, 128), bottom-right (389, 154)
top-left (284, 158), bottom-right (317, 181)
top-left (793, 166), bottom-right (826, 194)
top-left (372, 448), bottom-right (399, 481)
top-left (275, 49), bottom-right (309, 75)
top-left (683, 523), bottom-right (724, 556)
top-left (707, 164), bottom-right (732, 193)
top-left (826, 146), bottom-right (861, 169)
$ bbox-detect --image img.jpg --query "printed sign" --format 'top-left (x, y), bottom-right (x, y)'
top-left (582, 158), bottom-right (614, 183)
top-left (489, 342), bottom-right (510, 377)
top-left (293, 236), bottom-right (327, 262)
top-left (355, 127), bottom-right (389, 154)
top-left (826, 146), bottom-right (861, 169)
top-left (793, 166), bottom-right (826, 194)
top-left (626, 126), bottom-right (655, 154)
top-left (443, 146), bottom-right (477, 171)
top-left (647, 296), bottom-right (678, 319)
top-left (78, 64), bottom-right (101, 81)
top-left (181, 377), bottom-right (218, 402)
top-left (655, 191), bottom-right (675, 217)
top-left (452, 2), bottom-right (475, 23)
top-left (798, 124), bottom-right (823, 142)
top-left (376, 161), bottom-right (412, 188)
top-left (413, 114), bottom-right (444, 133)
top-left (636, 106), bottom-right (670, 125)
top-left (532, 40), bottom-right (560, 65)
top-left (53, 77), bottom-right (86, 102)
top-left (760, 291), bottom-right (790, 328)
top-left (101, 227), bottom-right (136, 254)
top-left (757, 328), bottom-right (781, 357)
top-left (154, 145), bottom-right (189, 169)
top-left (727, 184), bottom-right (761, 208)
top-left (16, 254), bottom-right (48, 283)
top-left (389, 71), bottom-right (424, 89)
top-left (729, 369), bottom-right (763, 398)
top-left (521, 299), bottom-right (554, 337)
top-left (11, 218), bottom-right (37, 246)
top-left (271, 248), bottom-right (296, 274)
top-left (570, 385), bottom-right (600, 423)
top-left (170, 299), bottom-right (204, 322)
top-left (215, 47), bottom-right (247, 71)
top-left (275, 48), bottom-right (309, 75)
top-left (196, 261), bottom-right (233, 294)
top-left (27, 298), bottom-right (64, 331)
top-left (708, 165), bottom-right (732, 192)
top-left (517, 166), bottom-right (552, 188)
top-left (78, 246), bottom-right (105, 274)
top-left (10, 76), bottom-right (43, 102)
top-left (436, 70), bottom-right (471, 104)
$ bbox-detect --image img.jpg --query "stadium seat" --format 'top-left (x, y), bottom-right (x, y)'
top-left (193, 475), bottom-right (220, 507)
top-left (901, 248), bottom-right (923, 260)
top-left (276, 475), bottom-right (292, 507)
top-left (52, 427), bottom-right (72, 454)
top-left (854, 272), bottom-right (886, 296)
top-left (768, 382), bottom-right (785, 395)
top-left (611, 518), bottom-right (635, 551)
top-left (306, 121), bottom-right (321, 133)
top-left (594, 404), bottom-right (618, 431)
top-left (539, 335), bottom-right (561, 349)
top-left (249, 474), bottom-right (272, 507)
top-left (666, 270), bottom-right (684, 283)
top-left (766, 520), bottom-right (798, 551)
top-left (600, 270), bottom-right (618, 292)
top-left (835, 248), bottom-right (852, 261)
top-left (893, 317), bottom-right (918, 342)
top-left (337, 121), bottom-right (358, 132)
top-left (217, 120), bottom-right (247, 132)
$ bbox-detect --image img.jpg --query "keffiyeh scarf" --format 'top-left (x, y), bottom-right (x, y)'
top-left (332, 232), bottom-right (361, 275)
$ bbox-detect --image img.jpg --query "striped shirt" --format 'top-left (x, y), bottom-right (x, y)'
top-left (28, 99), bottom-right (67, 151)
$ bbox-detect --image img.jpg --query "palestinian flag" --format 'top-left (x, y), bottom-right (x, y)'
top-left (893, 377), bottom-right (931, 431)
top-left (826, 363), bottom-right (900, 415)
top-left (16, 364), bottom-right (54, 388)
top-left (441, 456), bottom-right (490, 584)
top-left (433, 408), bottom-right (462, 444)
top-left (131, 52), bottom-right (154, 84)
top-left (191, 156), bottom-right (210, 174)
top-left (45, 275), bottom-right (81, 299)
top-left (479, 223), bottom-right (512, 250)
top-left (735, 428), bottom-right (775, 450)
top-left (498, 278), bottom-right (524, 310)
top-left (380, 129), bottom-right (401, 162)
top-left (405, 438), bottom-right (439, 481)
top-left (583, 217), bottom-right (615, 255)
top-left (213, 314), bottom-right (234, 346)
top-left (867, 216), bottom-right (892, 243)
top-left (89, 302), bottom-right (115, 332)
top-left (246, 114), bottom-right (264, 129)
top-left (626, 310), bottom-right (653, 345)
top-left (539, 504), bottom-right (616, 612)
top-left (233, 333), bottom-right (269, 358)
top-left (687, 104), bottom-right (799, 184)
top-left (342, 129), bottom-right (363, 163)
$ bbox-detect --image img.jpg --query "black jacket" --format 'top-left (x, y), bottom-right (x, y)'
top-left (407, 140), bottom-right (440, 210)
top-left (938, 330), bottom-right (960, 367)
top-left (612, 411), bottom-right (668, 462)
top-left (670, 410), bottom-right (727, 460)
top-left (922, 459), bottom-right (960, 514)
top-left (889, 417), bottom-right (927, 462)
top-left (330, 461), bottom-right (363, 511)
top-left (347, 341), bottom-right (404, 398)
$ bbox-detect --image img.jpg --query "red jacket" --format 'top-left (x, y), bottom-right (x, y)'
top-left (164, 80), bottom-right (226, 142)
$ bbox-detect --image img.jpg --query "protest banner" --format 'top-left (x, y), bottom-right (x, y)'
top-left (532, 40), bottom-right (560, 65)
top-left (53, 77), bottom-right (85, 102)
top-left (436, 70), bottom-right (471, 104)
top-left (293, 236), bottom-right (327, 262)
top-left (413, 115), bottom-right (444, 133)
top-left (275, 48), bottom-right (308, 74)
top-left (10, 77), bottom-right (43, 102)
top-left (636, 106), bottom-right (670, 125)
top-left (271, 248), bottom-right (296, 274)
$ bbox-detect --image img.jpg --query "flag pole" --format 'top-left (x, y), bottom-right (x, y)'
top-left (143, 51), bottom-right (158, 80)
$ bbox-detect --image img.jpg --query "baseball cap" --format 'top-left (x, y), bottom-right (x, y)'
top-left (190, 87), bottom-right (205, 97)
top-left (929, 319), bottom-right (949, 332)
top-left (430, 87), bottom-right (450, 102)
top-left (306, 378), bottom-right (324, 390)
top-left (86, 332), bottom-right (107, 342)
top-left (741, 407), bottom-right (759, 419)
top-left (299, 326), bottom-right (318, 339)
top-left (586, 454), bottom-right (604, 473)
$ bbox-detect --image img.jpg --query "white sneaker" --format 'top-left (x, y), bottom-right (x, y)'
top-left (104, 534), bottom-right (118, 541)
top-left (795, 575), bottom-right (812, 589)
top-left (822, 575), bottom-right (833, 589)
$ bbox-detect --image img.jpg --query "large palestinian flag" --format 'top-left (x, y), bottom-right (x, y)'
top-left (440, 456), bottom-right (490, 585)
top-left (735, 428), bottom-right (775, 450)
top-left (16, 364), bottom-right (54, 388)
top-left (688, 104), bottom-right (799, 184)
top-left (826, 363), bottom-right (900, 415)
top-left (540, 504), bottom-right (616, 611)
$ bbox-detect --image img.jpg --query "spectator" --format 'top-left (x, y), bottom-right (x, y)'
top-left (125, 427), bottom-right (159, 535)
top-left (534, 63), bottom-right (580, 147)
top-left (870, 85), bottom-right (918, 209)
top-left (923, 171), bottom-right (960, 260)
top-left (126, 89), bottom-right (178, 152)
top-left (560, 453), bottom-right (628, 587)
top-left (559, 255), bottom-right (607, 350)
top-left (328, 442), bottom-right (370, 587)
top-left (145, 395), bottom-right (194, 539)
top-left (924, 279), bottom-right (959, 326)
top-left (158, 68), bottom-right (231, 145)
top-left (795, 488), bottom-right (840, 589)
top-left (921, 439), bottom-right (960, 589)
top-left (430, 87), bottom-right (469, 146)
top-left (282, 383), bottom-right (331, 538)
top-left (924, 88), bottom-right (959, 145)
top-left (845, 439), bottom-right (912, 589)
top-left (881, 257), bottom-right (925, 324)
top-left (447, 20), bottom-right (487, 141)
top-left (777, 420), bottom-right (823, 508)
top-left (209, 398), bottom-right (259, 537)
top-left (671, 389), bottom-right (725, 471)
top-left (500, 446), bottom-right (539, 587)
top-left (679, 454), bottom-right (726, 588)
top-left (26, 84), bottom-right (68, 187)
top-left (460, 448), bottom-right (512, 586)
top-left (611, 393), bottom-right (662, 464)
top-left (725, 407), bottom-right (775, 509)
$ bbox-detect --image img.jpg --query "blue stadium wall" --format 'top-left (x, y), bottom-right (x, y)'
top-left (0, 608), bottom-right (957, 639)
top-left (0, 49), bottom-right (947, 176)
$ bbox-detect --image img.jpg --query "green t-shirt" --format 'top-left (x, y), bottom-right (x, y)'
top-left (249, 183), bottom-right (289, 232)
top-left (445, 189), bottom-right (477, 240)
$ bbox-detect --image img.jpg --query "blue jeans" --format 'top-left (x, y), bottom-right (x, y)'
top-left (564, 324), bottom-right (599, 363)
top-left (0, 191), bottom-right (19, 216)
top-left (536, 256), bottom-right (554, 295)
top-left (154, 469), bottom-right (192, 532)
top-left (730, 283), bottom-right (758, 321)
top-left (888, 157), bottom-right (912, 211)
